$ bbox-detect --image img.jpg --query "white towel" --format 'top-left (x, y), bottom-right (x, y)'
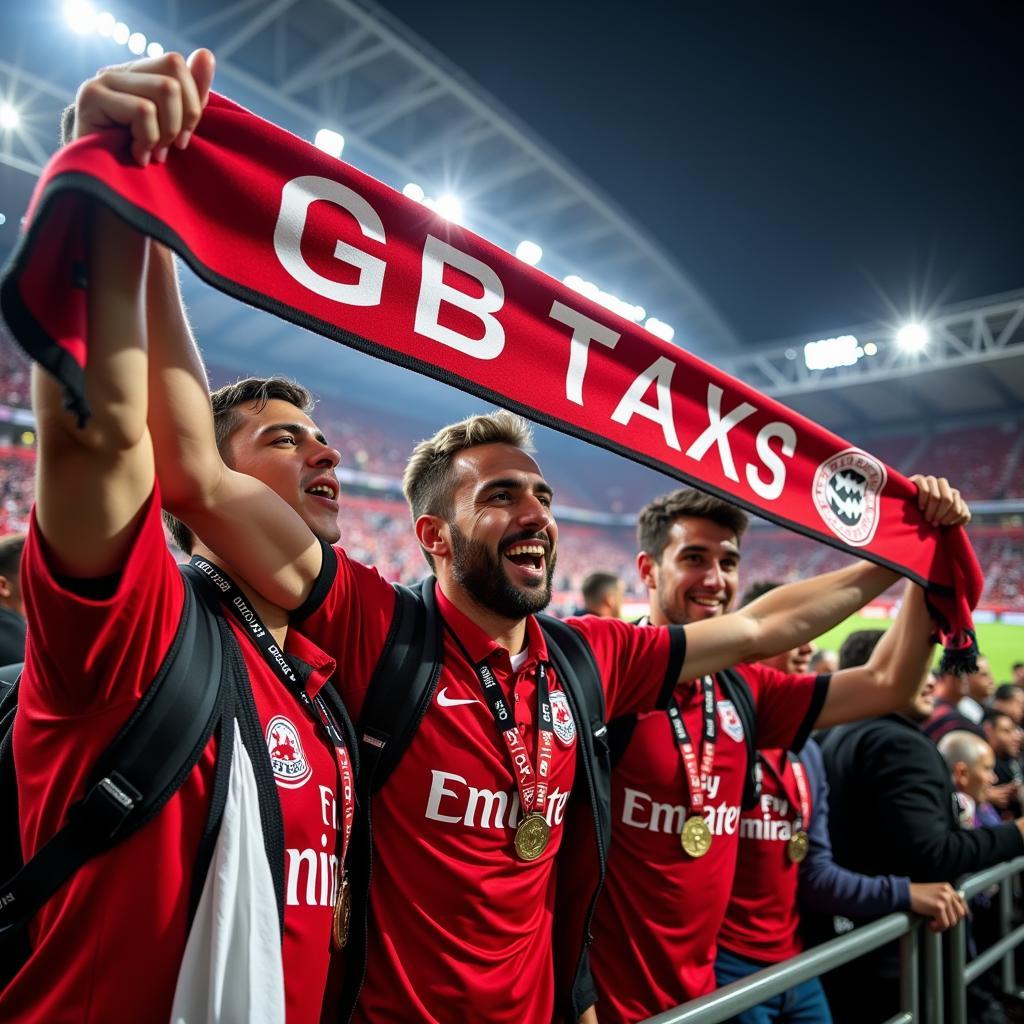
top-left (171, 720), bottom-right (285, 1024)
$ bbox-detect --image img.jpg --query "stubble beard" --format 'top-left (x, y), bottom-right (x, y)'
top-left (449, 524), bottom-right (556, 621)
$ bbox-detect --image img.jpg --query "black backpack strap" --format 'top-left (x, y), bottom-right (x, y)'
top-left (605, 621), bottom-right (687, 769)
top-left (537, 615), bottom-right (607, 748)
top-left (0, 569), bottom-right (224, 942)
top-left (356, 577), bottom-right (443, 796)
top-left (717, 667), bottom-right (759, 810)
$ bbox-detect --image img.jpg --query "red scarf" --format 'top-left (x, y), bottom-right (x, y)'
top-left (0, 93), bottom-right (982, 666)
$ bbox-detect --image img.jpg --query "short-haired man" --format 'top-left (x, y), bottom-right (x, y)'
top-left (1013, 662), bottom-right (1024, 687)
top-left (2, 52), bottom-right (356, 1024)
top-left (922, 664), bottom-right (987, 742)
top-left (809, 648), bottom-right (839, 674)
top-left (991, 683), bottom-right (1024, 725)
top-left (939, 730), bottom-right (999, 826)
top-left (580, 570), bottom-right (625, 618)
top-left (587, 489), bottom-right (969, 1022)
top-left (0, 532), bottom-right (26, 666)
top-left (982, 707), bottom-right (1024, 819)
top-left (102, 52), bottom-right (971, 1024)
top-left (817, 630), bottom-right (1024, 1023)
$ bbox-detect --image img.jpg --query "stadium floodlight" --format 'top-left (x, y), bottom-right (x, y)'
top-left (112, 21), bottom-right (130, 45)
top-left (314, 128), bottom-right (345, 159)
top-left (127, 31), bottom-right (147, 55)
top-left (146, 41), bottom-right (164, 58)
top-left (515, 240), bottom-right (543, 266)
top-left (64, 0), bottom-right (97, 33)
top-left (96, 10), bottom-right (116, 36)
top-left (0, 104), bottom-right (20, 130)
top-left (896, 323), bottom-right (929, 352)
top-left (402, 182), bottom-right (425, 202)
top-left (434, 193), bottom-right (463, 223)
top-left (645, 317), bottom-right (675, 343)
top-left (804, 334), bottom-right (861, 371)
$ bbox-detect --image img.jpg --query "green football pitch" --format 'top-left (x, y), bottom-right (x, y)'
top-left (814, 616), bottom-right (1024, 683)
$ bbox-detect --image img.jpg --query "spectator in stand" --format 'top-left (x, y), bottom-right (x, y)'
top-left (939, 730), bottom-right (1000, 828)
top-left (992, 683), bottom-right (1024, 725)
top-left (717, 682), bottom-right (964, 1021)
top-left (809, 649), bottom-right (838, 674)
top-left (921, 665), bottom-right (986, 742)
top-left (817, 630), bottom-right (1024, 1024)
top-left (579, 570), bottom-right (625, 619)
top-left (0, 532), bottom-right (26, 665)
top-left (1013, 663), bottom-right (1024, 687)
top-left (982, 708), bottom-right (1024, 819)
top-left (958, 656), bottom-right (995, 724)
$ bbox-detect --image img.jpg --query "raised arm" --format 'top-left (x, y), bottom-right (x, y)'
top-left (146, 241), bottom-right (322, 608)
top-left (80, 49), bottom-right (325, 606)
top-left (679, 475), bottom-right (969, 685)
top-left (34, 196), bottom-right (151, 575)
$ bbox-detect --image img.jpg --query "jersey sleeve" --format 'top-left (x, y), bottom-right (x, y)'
top-left (565, 616), bottom-right (684, 719)
top-left (20, 485), bottom-right (185, 713)
top-left (291, 544), bottom-right (396, 720)
top-left (742, 662), bottom-right (830, 752)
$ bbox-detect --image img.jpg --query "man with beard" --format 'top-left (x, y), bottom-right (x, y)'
top-left (816, 631), bottom-right (1024, 1024)
top-left (587, 490), bottom-right (972, 1023)
top-left (97, 49), bottom-right (973, 1024)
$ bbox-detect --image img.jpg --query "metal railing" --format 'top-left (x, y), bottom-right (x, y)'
top-left (640, 854), bottom-right (1024, 1024)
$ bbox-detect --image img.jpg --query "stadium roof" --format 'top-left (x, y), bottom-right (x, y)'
top-left (0, 0), bottom-right (740, 356)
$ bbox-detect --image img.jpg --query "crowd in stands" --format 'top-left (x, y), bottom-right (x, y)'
top-left (2, 445), bottom-right (1024, 612)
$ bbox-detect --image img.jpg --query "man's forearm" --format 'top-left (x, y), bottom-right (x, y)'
top-left (745, 561), bottom-right (899, 662)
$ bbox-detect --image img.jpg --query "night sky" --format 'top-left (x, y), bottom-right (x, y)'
top-left (374, 1), bottom-right (1024, 344)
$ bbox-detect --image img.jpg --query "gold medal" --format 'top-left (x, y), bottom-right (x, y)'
top-left (332, 873), bottom-right (351, 950)
top-left (681, 815), bottom-right (713, 858)
top-left (787, 830), bottom-right (809, 864)
top-left (514, 812), bottom-right (551, 861)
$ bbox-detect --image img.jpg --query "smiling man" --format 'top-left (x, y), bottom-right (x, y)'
top-left (589, 488), bottom-right (969, 1023)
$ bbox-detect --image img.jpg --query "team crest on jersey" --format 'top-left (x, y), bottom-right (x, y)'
top-left (549, 691), bottom-right (576, 746)
top-left (812, 447), bottom-right (886, 547)
top-left (266, 715), bottom-right (312, 789)
top-left (717, 699), bottom-right (745, 743)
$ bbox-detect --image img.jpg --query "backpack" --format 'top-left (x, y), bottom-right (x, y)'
top-left (337, 577), bottom-right (686, 1022)
top-left (0, 563), bottom-right (358, 987)
top-left (605, 666), bottom-right (760, 809)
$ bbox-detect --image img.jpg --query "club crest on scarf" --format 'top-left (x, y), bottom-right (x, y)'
top-left (717, 699), bottom-right (745, 743)
top-left (266, 715), bottom-right (313, 788)
top-left (812, 448), bottom-right (887, 546)
top-left (549, 691), bottom-right (576, 746)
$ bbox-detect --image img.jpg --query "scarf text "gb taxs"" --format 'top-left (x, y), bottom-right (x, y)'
top-left (0, 93), bottom-right (982, 660)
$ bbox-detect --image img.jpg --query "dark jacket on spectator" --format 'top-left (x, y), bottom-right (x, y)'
top-left (920, 698), bottom-right (985, 744)
top-left (822, 713), bottom-right (1023, 881)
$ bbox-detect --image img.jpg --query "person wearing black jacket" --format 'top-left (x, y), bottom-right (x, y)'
top-left (814, 629), bottom-right (1024, 1023)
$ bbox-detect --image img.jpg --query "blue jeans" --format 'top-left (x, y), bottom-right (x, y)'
top-left (715, 947), bottom-right (834, 1024)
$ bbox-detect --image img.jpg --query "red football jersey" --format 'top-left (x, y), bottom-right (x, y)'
top-left (1, 490), bottom-right (345, 1024)
top-left (298, 549), bottom-right (674, 1023)
top-left (718, 748), bottom-right (813, 962)
top-left (590, 663), bottom-right (827, 1023)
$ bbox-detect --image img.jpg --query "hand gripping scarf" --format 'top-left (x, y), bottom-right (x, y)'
top-left (0, 93), bottom-right (982, 668)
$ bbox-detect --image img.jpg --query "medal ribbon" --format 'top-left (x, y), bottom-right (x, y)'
top-left (188, 557), bottom-right (355, 869)
top-left (445, 624), bottom-right (553, 818)
top-left (667, 676), bottom-right (717, 816)
top-left (757, 751), bottom-right (810, 832)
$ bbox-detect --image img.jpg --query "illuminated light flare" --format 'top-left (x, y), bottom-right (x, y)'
top-left (896, 323), bottom-right (929, 352)
top-left (127, 31), bottom-right (147, 55)
top-left (64, 0), bottom-right (97, 33)
top-left (313, 128), bottom-right (345, 159)
top-left (515, 240), bottom-right (543, 266)
top-left (434, 193), bottom-right (463, 223)
top-left (0, 104), bottom-right (19, 130)
top-left (402, 182), bottom-right (425, 202)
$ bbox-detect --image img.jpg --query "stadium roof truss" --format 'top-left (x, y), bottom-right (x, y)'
top-left (716, 291), bottom-right (1024, 399)
top-left (0, 0), bottom-right (741, 356)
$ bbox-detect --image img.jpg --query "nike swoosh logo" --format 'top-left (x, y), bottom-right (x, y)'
top-left (437, 687), bottom-right (481, 708)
